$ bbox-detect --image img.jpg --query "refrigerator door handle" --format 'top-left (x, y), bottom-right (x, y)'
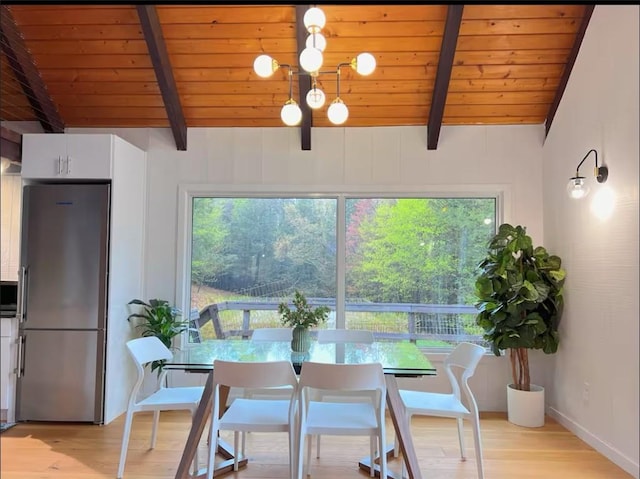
top-left (16, 266), bottom-right (27, 324)
top-left (15, 335), bottom-right (25, 378)
top-left (57, 156), bottom-right (63, 175)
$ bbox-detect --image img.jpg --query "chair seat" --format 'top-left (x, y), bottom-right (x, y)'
top-left (220, 398), bottom-right (292, 432)
top-left (137, 386), bottom-right (204, 410)
top-left (399, 390), bottom-right (470, 418)
top-left (306, 401), bottom-right (379, 434)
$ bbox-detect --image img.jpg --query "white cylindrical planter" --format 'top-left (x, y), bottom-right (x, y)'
top-left (507, 384), bottom-right (545, 427)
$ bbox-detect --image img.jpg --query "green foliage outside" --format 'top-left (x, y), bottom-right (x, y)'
top-left (190, 197), bottom-right (496, 345)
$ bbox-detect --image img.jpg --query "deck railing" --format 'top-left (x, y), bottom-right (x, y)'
top-left (190, 299), bottom-right (484, 344)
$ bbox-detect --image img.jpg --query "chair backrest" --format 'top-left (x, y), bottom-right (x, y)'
top-left (443, 342), bottom-right (485, 413)
top-left (125, 336), bottom-right (174, 404)
top-left (298, 362), bottom-right (385, 394)
top-left (213, 359), bottom-right (298, 390)
top-left (126, 336), bottom-right (173, 366)
top-left (317, 329), bottom-right (374, 344)
top-left (251, 327), bottom-right (293, 341)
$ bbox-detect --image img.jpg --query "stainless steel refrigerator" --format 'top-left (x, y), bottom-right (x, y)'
top-left (16, 183), bottom-right (110, 424)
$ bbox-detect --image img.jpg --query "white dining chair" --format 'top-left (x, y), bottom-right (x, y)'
top-left (207, 359), bottom-right (298, 479)
top-left (394, 342), bottom-right (486, 479)
top-left (295, 361), bottom-right (387, 479)
top-left (238, 327), bottom-right (295, 454)
top-left (314, 328), bottom-right (375, 458)
top-left (117, 336), bottom-right (204, 479)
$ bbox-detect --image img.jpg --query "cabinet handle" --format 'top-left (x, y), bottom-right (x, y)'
top-left (15, 335), bottom-right (24, 378)
top-left (16, 266), bottom-right (26, 324)
top-left (66, 156), bottom-right (71, 174)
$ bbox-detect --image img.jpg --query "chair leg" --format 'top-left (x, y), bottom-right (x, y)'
top-left (316, 434), bottom-right (321, 458)
top-left (296, 432), bottom-right (307, 479)
top-left (306, 434), bottom-right (313, 477)
top-left (369, 436), bottom-right (375, 477)
top-left (206, 415), bottom-right (218, 479)
top-left (471, 415), bottom-right (485, 479)
top-left (456, 417), bottom-right (467, 460)
top-left (191, 410), bottom-right (199, 476)
top-left (233, 431), bottom-right (240, 471)
top-left (378, 433), bottom-right (387, 479)
top-left (150, 410), bottom-right (160, 448)
top-left (117, 409), bottom-right (135, 479)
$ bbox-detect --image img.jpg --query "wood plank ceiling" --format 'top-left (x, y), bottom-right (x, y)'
top-left (1, 4), bottom-right (593, 151)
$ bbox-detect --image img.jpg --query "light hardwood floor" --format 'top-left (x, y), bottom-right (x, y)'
top-left (0, 411), bottom-right (632, 479)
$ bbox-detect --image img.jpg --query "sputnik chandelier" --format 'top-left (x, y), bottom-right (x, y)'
top-left (253, 6), bottom-right (376, 126)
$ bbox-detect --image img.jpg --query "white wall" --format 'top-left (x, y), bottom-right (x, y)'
top-left (70, 123), bottom-right (546, 410)
top-left (542, 5), bottom-right (639, 478)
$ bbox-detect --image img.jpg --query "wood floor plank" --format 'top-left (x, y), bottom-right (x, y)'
top-left (0, 411), bottom-right (632, 479)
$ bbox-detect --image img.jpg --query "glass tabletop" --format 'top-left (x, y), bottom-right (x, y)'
top-left (167, 339), bottom-right (436, 377)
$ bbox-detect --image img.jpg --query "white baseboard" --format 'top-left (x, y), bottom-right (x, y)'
top-left (547, 407), bottom-right (639, 479)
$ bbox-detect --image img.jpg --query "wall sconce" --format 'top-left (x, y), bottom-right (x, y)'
top-left (253, 5), bottom-right (376, 126)
top-left (566, 149), bottom-right (609, 199)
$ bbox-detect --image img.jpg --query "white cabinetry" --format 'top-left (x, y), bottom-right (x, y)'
top-left (22, 134), bottom-right (113, 179)
top-left (1, 317), bottom-right (16, 423)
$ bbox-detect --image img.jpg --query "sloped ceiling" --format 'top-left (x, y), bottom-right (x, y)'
top-left (0, 4), bottom-right (593, 151)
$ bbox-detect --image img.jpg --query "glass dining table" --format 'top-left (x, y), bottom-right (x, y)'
top-left (165, 338), bottom-right (436, 479)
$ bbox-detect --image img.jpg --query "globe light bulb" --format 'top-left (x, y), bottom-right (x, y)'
top-left (253, 54), bottom-right (278, 78)
top-left (353, 52), bottom-right (376, 76)
top-left (305, 32), bottom-right (327, 52)
top-left (299, 47), bottom-right (323, 73)
top-left (303, 7), bottom-right (326, 33)
top-left (306, 87), bottom-right (326, 109)
top-left (281, 99), bottom-right (302, 126)
top-left (566, 177), bottom-right (590, 199)
top-left (327, 98), bottom-right (349, 125)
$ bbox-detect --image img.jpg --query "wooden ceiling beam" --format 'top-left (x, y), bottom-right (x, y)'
top-left (0, 5), bottom-right (64, 133)
top-left (544, 5), bottom-right (595, 139)
top-left (0, 126), bottom-right (22, 162)
top-left (136, 5), bottom-right (187, 151)
top-left (427, 5), bottom-right (463, 150)
top-left (295, 5), bottom-right (312, 151)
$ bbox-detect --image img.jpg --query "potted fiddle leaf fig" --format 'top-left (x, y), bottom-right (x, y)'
top-left (278, 290), bottom-right (330, 353)
top-left (127, 298), bottom-right (188, 372)
top-left (474, 223), bottom-right (566, 427)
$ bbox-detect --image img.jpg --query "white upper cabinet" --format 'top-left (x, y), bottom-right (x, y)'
top-left (22, 134), bottom-right (113, 179)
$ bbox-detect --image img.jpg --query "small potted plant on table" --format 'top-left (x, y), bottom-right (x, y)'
top-left (278, 290), bottom-right (330, 353)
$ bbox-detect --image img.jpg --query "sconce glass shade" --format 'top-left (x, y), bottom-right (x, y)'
top-left (351, 52), bottom-right (376, 76)
top-left (327, 98), bottom-right (349, 125)
top-left (281, 99), bottom-right (302, 126)
top-left (306, 32), bottom-right (327, 52)
top-left (303, 7), bottom-right (326, 33)
top-left (253, 54), bottom-right (279, 78)
top-left (567, 177), bottom-right (590, 199)
top-left (306, 87), bottom-right (326, 109)
top-left (299, 47), bottom-right (323, 73)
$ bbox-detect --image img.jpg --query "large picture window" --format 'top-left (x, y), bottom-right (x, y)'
top-left (186, 194), bottom-right (496, 348)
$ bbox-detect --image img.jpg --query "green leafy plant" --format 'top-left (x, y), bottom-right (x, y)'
top-left (278, 290), bottom-right (330, 329)
top-left (474, 223), bottom-right (566, 391)
top-left (127, 298), bottom-right (188, 372)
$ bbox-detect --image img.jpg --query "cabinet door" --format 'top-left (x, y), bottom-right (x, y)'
top-left (21, 134), bottom-right (68, 179)
top-left (66, 134), bottom-right (112, 179)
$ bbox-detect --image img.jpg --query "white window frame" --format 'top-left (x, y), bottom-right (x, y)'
top-left (175, 183), bottom-right (507, 348)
